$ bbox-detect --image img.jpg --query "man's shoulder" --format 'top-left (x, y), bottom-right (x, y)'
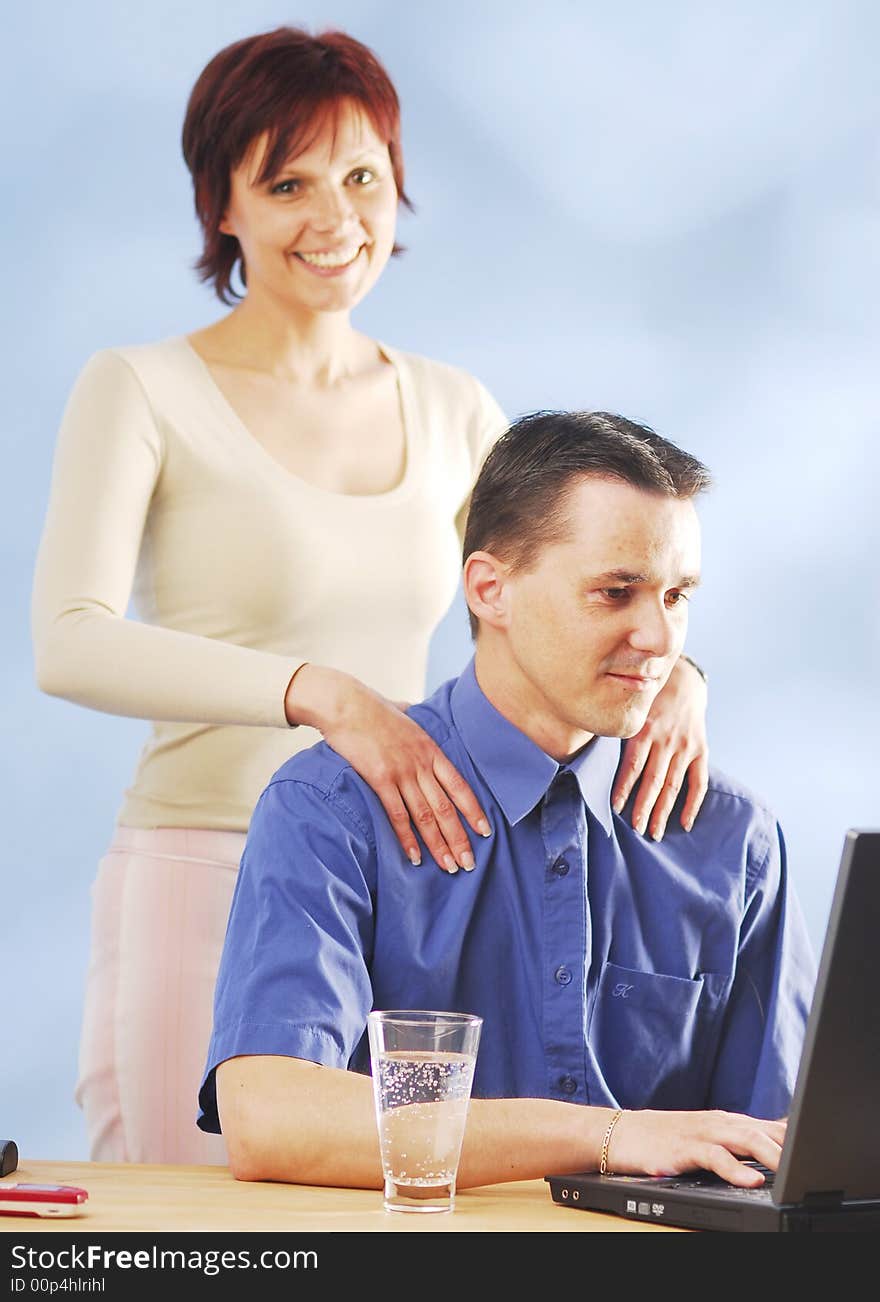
top-left (267, 740), bottom-right (366, 806)
top-left (698, 764), bottom-right (781, 881)
top-left (406, 678), bottom-right (458, 748)
top-left (704, 765), bottom-right (776, 821)
top-left (259, 678), bottom-right (460, 831)
top-left (269, 737), bottom-right (353, 791)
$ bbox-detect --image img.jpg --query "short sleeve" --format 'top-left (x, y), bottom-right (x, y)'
top-left (197, 770), bottom-right (378, 1132)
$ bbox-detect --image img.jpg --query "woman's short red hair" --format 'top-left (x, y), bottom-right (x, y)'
top-left (182, 27), bottom-right (412, 304)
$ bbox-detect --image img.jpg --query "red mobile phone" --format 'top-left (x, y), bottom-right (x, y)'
top-left (0, 1183), bottom-right (89, 1218)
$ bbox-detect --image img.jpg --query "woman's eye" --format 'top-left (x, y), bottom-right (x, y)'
top-left (270, 179), bottom-right (300, 196)
top-left (348, 168), bottom-right (376, 185)
top-left (666, 591), bottom-right (689, 607)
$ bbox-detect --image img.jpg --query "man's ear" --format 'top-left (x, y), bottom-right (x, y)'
top-left (463, 551), bottom-right (511, 632)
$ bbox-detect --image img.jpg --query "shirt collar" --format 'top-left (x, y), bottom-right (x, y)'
top-left (450, 658), bottom-right (619, 835)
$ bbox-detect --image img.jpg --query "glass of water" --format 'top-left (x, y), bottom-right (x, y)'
top-left (367, 1009), bottom-right (482, 1213)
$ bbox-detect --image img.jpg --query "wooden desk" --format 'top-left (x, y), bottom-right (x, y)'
top-left (2, 1160), bottom-right (682, 1233)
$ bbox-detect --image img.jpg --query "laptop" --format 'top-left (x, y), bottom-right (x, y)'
top-left (545, 829), bottom-right (880, 1232)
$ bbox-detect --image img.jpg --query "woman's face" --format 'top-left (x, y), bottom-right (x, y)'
top-left (220, 99), bottom-right (399, 317)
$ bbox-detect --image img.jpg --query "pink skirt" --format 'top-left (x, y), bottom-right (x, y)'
top-left (76, 826), bottom-right (246, 1164)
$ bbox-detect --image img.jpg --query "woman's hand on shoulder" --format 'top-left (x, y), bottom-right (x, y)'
top-left (611, 654), bottom-right (709, 841)
top-left (285, 666), bottom-right (490, 872)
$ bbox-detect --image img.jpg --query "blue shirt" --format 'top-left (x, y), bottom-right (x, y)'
top-left (198, 659), bottom-right (816, 1132)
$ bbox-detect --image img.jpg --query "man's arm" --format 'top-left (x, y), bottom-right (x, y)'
top-left (217, 1055), bottom-right (788, 1189)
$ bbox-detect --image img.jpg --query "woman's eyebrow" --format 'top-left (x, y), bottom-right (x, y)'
top-left (277, 148), bottom-right (385, 172)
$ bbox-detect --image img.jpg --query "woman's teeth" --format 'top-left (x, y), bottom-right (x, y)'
top-left (296, 246), bottom-right (362, 268)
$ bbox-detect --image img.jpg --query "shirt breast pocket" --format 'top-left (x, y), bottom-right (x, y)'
top-left (587, 961), bottom-right (731, 1110)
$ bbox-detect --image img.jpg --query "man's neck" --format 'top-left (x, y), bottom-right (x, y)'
top-left (472, 644), bottom-right (594, 763)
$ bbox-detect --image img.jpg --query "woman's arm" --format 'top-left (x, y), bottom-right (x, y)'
top-left (611, 653), bottom-right (710, 840)
top-left (32, 350), bottom-right (303, 726)
top-left (32, 350), bottom-right (489, 866)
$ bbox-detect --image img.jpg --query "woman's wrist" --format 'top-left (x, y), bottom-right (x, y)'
top-left (679, 652), bottom-right (708, 687)
top-left (284, 663), bottom-right (351, 731)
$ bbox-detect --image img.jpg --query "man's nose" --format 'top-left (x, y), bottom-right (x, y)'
top-left (628, 601), bottom-right (680, 658)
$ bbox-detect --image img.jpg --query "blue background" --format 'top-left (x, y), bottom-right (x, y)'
top-left (5, 0), bottom-right (878, 1159)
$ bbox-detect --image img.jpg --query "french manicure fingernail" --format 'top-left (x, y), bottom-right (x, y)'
top-left (443, 855), bottom-right (458, 873)
top-left (612, 799), bottom-right (624, 814)
top-left (478, 819), bottom-right (491, 837)
top-left (408, 849), bottom-right (421, 866)
top-left (635, 819), bottom-right (647, 836)
top-left (684, 818), bottom-right (693, 832)
top-left (460, 852), bottom-right (475, 871)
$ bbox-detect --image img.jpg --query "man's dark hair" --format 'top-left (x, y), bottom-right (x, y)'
top-left (462, 410), bottom-right (712, 637)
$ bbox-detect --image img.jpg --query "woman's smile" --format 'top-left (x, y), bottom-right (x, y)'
top-left (292, 243), bottom-right (367, 275)
top-left (221, 101), bottom-right (398, 316)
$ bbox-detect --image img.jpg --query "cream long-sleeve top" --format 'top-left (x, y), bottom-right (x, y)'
top-left (32, 337), bottom-right (507, 830)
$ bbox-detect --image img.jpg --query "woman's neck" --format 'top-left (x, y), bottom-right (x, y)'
top-left (193, 294), bottom-right (375, 387)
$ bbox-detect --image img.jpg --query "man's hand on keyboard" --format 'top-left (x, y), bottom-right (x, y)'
top-left (605, 1110), bottom-right (787, 1188)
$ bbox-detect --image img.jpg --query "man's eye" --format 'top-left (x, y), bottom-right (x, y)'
top-left (348, 168), bottom-right (376, 185)
top-left (602, 588), bottom-right (629, 601)
top-left (270, 179), bottom-right (301, 195)
top-left (666, 591), bottom-right (689, 607)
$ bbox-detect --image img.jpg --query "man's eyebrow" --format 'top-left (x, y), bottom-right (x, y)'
top-left (591, 570), bottom-right (648, 585)
top-left (590, 570), bottom-right (701, 588)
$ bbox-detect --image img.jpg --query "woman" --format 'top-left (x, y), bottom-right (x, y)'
top-left (31, 27), bottom-right (709, 1165)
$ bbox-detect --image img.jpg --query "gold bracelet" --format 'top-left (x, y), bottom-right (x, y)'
top-left (600, 1108), bottom-right (624, 1175)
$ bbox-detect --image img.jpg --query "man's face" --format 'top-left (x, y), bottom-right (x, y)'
top-left (480, 476), bottom-right (701, 758)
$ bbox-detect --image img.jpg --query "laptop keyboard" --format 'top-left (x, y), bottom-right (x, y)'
top-left (664, 1163), bottom-right (775, 1198)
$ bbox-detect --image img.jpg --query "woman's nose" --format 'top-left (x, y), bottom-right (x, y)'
top-left (308, 185), bottom-right (357, 232)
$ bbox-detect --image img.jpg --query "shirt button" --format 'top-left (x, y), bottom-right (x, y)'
top-left (559, 1075), bottom-right (578, 1095)
top-left (552, 858), bottom-right (570, 877)
top-left (554, 965), bottom-right (572, 986)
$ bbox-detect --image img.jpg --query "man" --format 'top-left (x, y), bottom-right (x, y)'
top-left (198, 411), bottom-right (815, 1189)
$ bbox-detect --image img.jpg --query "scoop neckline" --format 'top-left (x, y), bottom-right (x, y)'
top-left (174, 334), bottom-right (419, 504)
